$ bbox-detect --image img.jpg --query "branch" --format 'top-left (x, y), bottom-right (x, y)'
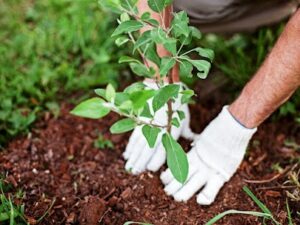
top-left (105, 103), bottom-right (167, 129)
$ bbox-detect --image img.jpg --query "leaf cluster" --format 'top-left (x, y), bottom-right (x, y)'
top-left (73, 0), bottom-right (214, 183)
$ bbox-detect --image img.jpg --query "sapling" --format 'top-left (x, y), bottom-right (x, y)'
top-left (71, 0), bottom-right (214, 183)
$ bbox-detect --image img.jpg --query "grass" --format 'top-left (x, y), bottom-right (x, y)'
top-left (94, 134), bottom-right (114, 149)
top-left (0, 178), bottom-right (28, 225)
top-left (206, 186), bottom-right (295, 225)
top-left (0, 0), bottom-right (127, 147)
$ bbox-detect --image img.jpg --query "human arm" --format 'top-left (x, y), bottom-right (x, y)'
top-left (161, 9), bottom-right (300, 205)
top-left (229, 10), bottom-right (300, 128)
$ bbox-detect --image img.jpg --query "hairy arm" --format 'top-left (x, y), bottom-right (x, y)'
top-left (229, 10), bottom-right (300, 128)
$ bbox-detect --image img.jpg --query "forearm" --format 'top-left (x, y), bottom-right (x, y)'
top-left (229, 10), bottom-right (300, 128)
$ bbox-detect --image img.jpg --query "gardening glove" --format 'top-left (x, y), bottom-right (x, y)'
top-left (160, 106), bottom-right (257, 205)
top-left (123, 80), bottom-right (195, 174)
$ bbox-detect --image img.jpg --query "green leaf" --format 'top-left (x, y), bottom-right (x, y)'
top-left (151, 28), bottom-right (167, 44)
top-left (110, 118), bottom-right (136, 134)
top-left (195, 47), bottom-right (215, 61)
top-left (130, 89), bottom-right (156, 111)
top-left (115, 36), bottom-right (129, 46)
top-left (94, 88), bottom-right (106, 99)
top-left (151, 28), bottom-right (177, 55)
top-left (152, 84), bottom-right (180, 112)
top-left (146, 18), bottom-right (160, 26)
top-left (140, 103), bottom-right (153, 118)
top-left (243, 186), bottom-right (272, 215)
top-left (181, 89), bottom-right (194, 104)
top-left (144, 42), bottom-right (161, 66)
top-left (147, 0), bottom-right (172, 13)
top-left (124, 82), bottom-right (145, 93)
top-left (119, 56), bottom-right (140, 64)
top-left (115, 93), bottom-right (130, 106)
top-left (71, 98), bottom-right (110, 119)
top-left (106, 84), bottom-right (116, 102)
top-left (163, 38), bottom-right (177, 55)
top-left (124, 222), bottom-right (153, 225)
top-left (119, 100), bottom-right (133, 112)
top-left (120, 12), bottom-right (130, 22)
top-left (189, 59), bottom-right (211, 79)
top-left (162, 133), bottom-right (188, 184)
top-left (189, 26), bottom-right (202, 39)
top-left (171, 118), bottom-right (180, 128)
top-left (120, 0), bottom-right (138, 11)
top-left (141, 12), bottom-right (151, 20)
top-left (134, 31), bottom-right (152, 52)
top-left (112, 20), bottom-right (143, 37)
top-left (179, 34), bottom-right (192, 46)
top-left (159, 57), bottom-right (176, 76)
top-left (179, 60), bottom-right (193, 77)
top-left (177, 110), bottom-right (185, 120)
top-left (99, 0), bottom-right (121, 13)
top-left (205, 210), bottom-right (271, 225)
top-left (286, 200), bottom-right (294, 225)
top-left (171, 11), bottom-right (190, 38)
top-left (130, 63), bottom-right (155, 77)
top-left (142, 125), bottom-right (161, 148)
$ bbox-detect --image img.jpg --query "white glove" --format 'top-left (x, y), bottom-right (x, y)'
top-left (160, 106), bottom-right (257, 205)
top-left (123, 81), bottom-right (195, 174)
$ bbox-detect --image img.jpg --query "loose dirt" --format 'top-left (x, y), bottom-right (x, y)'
top-left (1, 84), bottom-right (299, 225)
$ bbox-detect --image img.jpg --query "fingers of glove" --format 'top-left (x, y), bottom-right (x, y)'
top-left (161, 150), bottom-right (199, 185)
top-left (160, 168), bottom-right (173, 185)
top-left (197, 173), bottom-right (226, 205)
top-left (187, 150), bottom-right (200, 165)
top-left (173, 172), bottom-right (208, 202)
top-left (146, 143), bottom-right (166, 172)
top-left (125, 138), bottom-right (146, 171)
top-left (164, 179), bottom-right (183, 196)
top-left (163, 163), bottom-right (199, 196)
top-left (131, 144), bottom-right (156, 175)
top-left (123, 128), bottom-right (141, 159)
top-left (181, 123), bottom-right (195, 140)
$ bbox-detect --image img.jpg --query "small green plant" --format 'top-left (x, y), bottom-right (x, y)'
top-left (0, 178), bottom-right (28, 225)
top-left (94, 134), bottom-right (114, 149)
top-left (71, 0), bottom-right (213, 183)
top-left (206, 186), bottom-right (295, 225)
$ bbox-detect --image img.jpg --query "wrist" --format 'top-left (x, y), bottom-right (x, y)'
top-left (229, 99), bottom-right (259, 129)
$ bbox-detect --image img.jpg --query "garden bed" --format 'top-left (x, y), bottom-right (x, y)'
top-left (1, 85), bottom-right (299, 225)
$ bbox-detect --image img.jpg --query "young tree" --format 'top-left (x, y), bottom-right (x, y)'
top-left (71, 0), bottom-right (213, 183)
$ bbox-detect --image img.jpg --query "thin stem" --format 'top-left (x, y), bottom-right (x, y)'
top-left (167, 69), bottom-right (174, 133)
top-left (128, 32), bottom-right (150, 68)
top-left (180, 48), bottom-right (198, 57)
top-left (176, 36), bottom-right (188, 57)
top-left (107, 104), bottom-right (167, 129)
top-left (124, 9), bottom-right (168, 33)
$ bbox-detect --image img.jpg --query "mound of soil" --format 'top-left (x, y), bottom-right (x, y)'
top-left (1, 85), bottom-right (299, 225)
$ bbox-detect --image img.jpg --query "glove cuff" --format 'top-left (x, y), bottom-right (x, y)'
top-left (195, 105), bottom-right (257, 180)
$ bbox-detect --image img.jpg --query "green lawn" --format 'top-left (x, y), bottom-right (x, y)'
top-left (0, 0), bottom-right (125, 146)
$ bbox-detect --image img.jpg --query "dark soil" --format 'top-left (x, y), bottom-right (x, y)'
top-left (1, 83), bottom-right (300, 225)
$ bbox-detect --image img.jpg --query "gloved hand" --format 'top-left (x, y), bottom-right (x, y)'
top-left (160, 106), bottom-right (257, 205)
top-left (123, 80), bottom-right (195, 174)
